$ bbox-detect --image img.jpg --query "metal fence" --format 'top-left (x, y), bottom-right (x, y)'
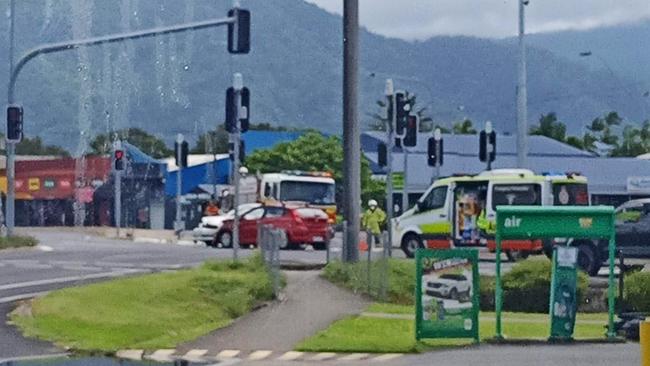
top-left (257, 224), bottom-right (284, 299)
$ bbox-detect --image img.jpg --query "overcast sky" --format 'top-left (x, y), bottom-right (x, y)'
top-left (304, 0), bottom-right (650, 39)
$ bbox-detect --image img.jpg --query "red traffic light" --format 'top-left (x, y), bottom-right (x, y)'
top-left (114, 150), bottom-right (124, 160)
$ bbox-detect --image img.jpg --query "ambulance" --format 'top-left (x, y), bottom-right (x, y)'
top-left (392, 169), bottom-right (589, 260)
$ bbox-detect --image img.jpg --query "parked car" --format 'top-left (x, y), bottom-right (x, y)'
top-left (542, 198), bottom-right (650, 276)
top-left (425, 273), bottom-right (472, 302)
top-left (215, 204), bottom-right (331, 250)
top-left (192, 203), bottom-right (261, 246)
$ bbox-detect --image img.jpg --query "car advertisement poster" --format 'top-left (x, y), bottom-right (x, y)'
top-left (415, 249), bottom-right (479, 342)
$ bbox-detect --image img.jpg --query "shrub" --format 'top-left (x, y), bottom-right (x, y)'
top-left (624, 271), bottom-right (650, 312)
top-left (501, 258), bottom-right (589, 313)
top-left (0, 235), bottom-right (38, 249)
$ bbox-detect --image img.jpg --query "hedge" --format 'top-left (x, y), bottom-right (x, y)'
top-left (624, 271), bottom-right (650, 312)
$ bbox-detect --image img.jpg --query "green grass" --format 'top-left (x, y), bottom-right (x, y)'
top-left (0, 235), bottom-right (38, 250)
top-left (296, 304), bottom-right (610, 353)
top-left (11, 254), bottom-right (277, 352)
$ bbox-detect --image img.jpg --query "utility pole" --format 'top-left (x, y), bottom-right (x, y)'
top-left (385, 79), bottom-right (395, 256)
top-left (5, 0), bottom-right (16, 236)
top-left (342, 0), bottom-right (360, 262)
top-left (175, 133), bottom-right (185, 236)
top-left (230, 72), bottom-right (245, 261)
top-left (516, 0), bottom-right (528, 168)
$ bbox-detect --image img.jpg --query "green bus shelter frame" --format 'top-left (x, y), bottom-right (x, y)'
top-left (494, 205), bottom-right (617, 340)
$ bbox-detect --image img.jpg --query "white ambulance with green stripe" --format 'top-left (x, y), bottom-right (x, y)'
top-left (392, 169), bottom-right (589, 260)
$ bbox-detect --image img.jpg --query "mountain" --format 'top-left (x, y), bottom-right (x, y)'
top-left (0, 0), bottom-right (646, 152)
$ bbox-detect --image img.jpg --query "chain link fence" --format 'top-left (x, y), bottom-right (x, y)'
top-left (258, 224), bottom-right (284, 299)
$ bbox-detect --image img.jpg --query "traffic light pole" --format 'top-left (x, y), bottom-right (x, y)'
top-left (385, 81), bottom-right (395, 257)
top-left (113, 140), bottom-right (122, 238)
top-left (175, 134), bottom-right (184, 237)
top-left (231, 74), bottom-right (244, 261)
top-left (4, 14), bottom-right (238, 238)
top-left (402, 147), bottom-right (409, 215)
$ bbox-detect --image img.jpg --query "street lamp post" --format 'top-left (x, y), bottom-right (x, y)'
top-left (516, 0), bottom-right (529, 169)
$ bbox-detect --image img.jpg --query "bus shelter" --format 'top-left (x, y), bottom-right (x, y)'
top-left (494, 206), bottom-right (617, 340)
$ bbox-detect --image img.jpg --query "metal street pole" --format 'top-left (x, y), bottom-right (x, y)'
top-left (402, 147), bottom-right (409, 214)
top-left (385, 79), bottom-right (395, 257)
top-left (516, 0), bottom-right (528, 168)
top-left (4, 0), bottom-right (16, 236)
top-left (113, 140), bottom-right (122, 238)
top-left (4, 16), bottom-right (238, 235)
top-left (434, 128), bottom-right (442, 181)
top-left (486, 121), bottom-right (494, 171)
top-left (175, 134), bottom-right (184, 237)
top-left (232, 73), bottom-right (243, 261)
top-left (342, 0), bottom-right (360, 262)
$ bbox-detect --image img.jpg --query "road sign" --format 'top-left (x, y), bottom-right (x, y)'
top-left (415, 249), bottom-right (480, 342)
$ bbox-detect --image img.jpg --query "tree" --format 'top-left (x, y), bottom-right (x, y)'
top-left (452, 119), bottom-right (477, 134)
top-left (192, 126), bottom-right (229, 154)
top-left (244, 132), bottom-right (384, 210)
top-left (530, 113), bottom-right (567, 142)
top-left (583, 111), bottom-right (622, 153)
top-left (90, 128), bottom-right (172, 159)
top-left (13, 136), bottom-right (69, 156)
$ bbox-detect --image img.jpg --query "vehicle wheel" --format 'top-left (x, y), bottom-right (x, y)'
top-left (463, 290), bottom-right (472, 302)
top-left (401, 234), bottom-right (423, 258)
top-left (577, 243), bottom-right (601, 276)
top-left (217, 231), bottom-right (233, 248)
top-left (449, 288), bottom-right (458, 300)
top-left (505, 250), bottom-right (529, 262)
top-left (313, 242), bottom-right (327, 251)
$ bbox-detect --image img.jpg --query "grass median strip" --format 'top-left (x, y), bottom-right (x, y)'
top-left (0, 235), bottom-right (38, 250)
top-left (11, 253), bottom-right (277, 352)
top-left (296, 303), bottom-right (609, 353)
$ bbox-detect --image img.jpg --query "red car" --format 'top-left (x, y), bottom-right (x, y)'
top-left (215, 205), bottom-right (331, 250)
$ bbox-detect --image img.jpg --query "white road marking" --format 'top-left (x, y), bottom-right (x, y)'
top-left (338, 353), bottom-right (370, 361)
top-left (216, 350), bottom-right (241, 359)
top-left (182, 349), bottom-right (208, 362)
top-left (146, 349), bottom-right (176, 362)
top-left (371, 354), bottom-right (403, 362)
top-left (0, 269), bottom-right (143, 291)
top-left (37, 245), bottom-right (54, 252)
top-left (247, 350), bottom-right (273, 361)
top-left (276, 351), bottom-right (304, 361)
top-left (116, 350), bottom-right (144, 361)
top-left (0, 291), bottom-right (49, 304)
top-left (308, 352), bottom-right (338, 361)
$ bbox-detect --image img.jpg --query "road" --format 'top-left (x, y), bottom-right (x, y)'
top-left (0, 228), bottom-right (632, 362)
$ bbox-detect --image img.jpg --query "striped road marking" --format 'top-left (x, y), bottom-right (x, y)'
top-left (371, 353), bottom-right (403, 362)
top-left (247, 350), bottom-right (273, 361)
top-left (216, 350), bottom-right (241, 359)
top-left (146, 349), bottom-right (176, 362)
top-left (308, 352), bottom-right (338, 361)
top-left (115, 350), bottom-right (144, 361)
top-left (276, 351), bottom-right (304, 361)
top-left (182, 349), bottom-right (208, 362)
top-left (338, 353), bottom-right (370, 361)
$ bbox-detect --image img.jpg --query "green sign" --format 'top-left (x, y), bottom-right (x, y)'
top-left (549, 246), bottom-right (578, 340)
top-left (391, 172), bottom-right (404, 190)
top-left (494, 205), bottom-right (617, 340)
top-left (415, 249), bottom-right (480, 342)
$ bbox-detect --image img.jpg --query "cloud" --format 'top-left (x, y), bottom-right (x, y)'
top-left (304, 0), bottom-right (650, 39)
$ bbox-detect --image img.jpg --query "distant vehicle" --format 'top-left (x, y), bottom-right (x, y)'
top-left (192, 203), bottom-right (261, 246)
top-left (393, 169), bottom-right (589, 260)
top-left (425, 273), bottom-right (471, 302)
top-left (543, 198), bottom-right (650, 276)
top-left (215, 204), bottom-right (331, 250)
top-left (258, 171), bottom-right (337, 223)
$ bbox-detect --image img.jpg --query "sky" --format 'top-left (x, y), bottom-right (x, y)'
top-left (304, 0), bottom-right (650, 40)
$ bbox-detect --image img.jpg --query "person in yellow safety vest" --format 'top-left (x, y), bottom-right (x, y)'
top-left (477, 208), bottom-right (496, 235)
top-left (362, 199), bottom-right (386, 247)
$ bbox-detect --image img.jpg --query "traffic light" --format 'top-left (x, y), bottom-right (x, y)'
top-left (227, 8), bottom-right (250, 54)
top-left (114, 149), bottom-right (125, 171)
top-left (427, 137), bottom-right (444, 167)
top-left (395, 91), bottom-right (410, 136)
top-left (403, 115), bottom-right (418, 147)
top-left (225, 87), bottom-right (250, 133)
top-left (175, 140), bottom-right (189, 168)
top-left (229, 140), bottom-right (245, 163)
top-left (479, 130), bottom-right (497, 162)
top-left (377, 142), bottom-right (387, 167)
top-left (6, 105), bottom-right (23, 142)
